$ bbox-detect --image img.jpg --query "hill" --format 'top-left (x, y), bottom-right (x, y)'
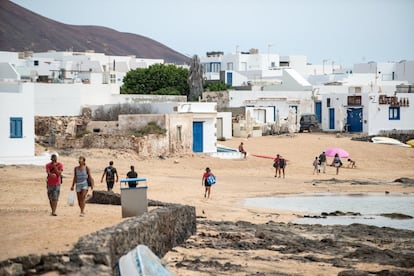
top-left (0, 0), bottom-right (191, 64)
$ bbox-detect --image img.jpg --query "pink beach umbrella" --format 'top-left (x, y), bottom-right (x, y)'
top-left (325, 148), bottom-right (349, 158)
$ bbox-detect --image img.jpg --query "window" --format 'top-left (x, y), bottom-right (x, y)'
top-left (389, 107), bottom-right (400, 120)
top-left (110, 74), bottom-right (116, 83)
top-left (226, 62), bottom-right (233, 71)
top-left (177, 125), bottom-right (182, 142)
top-left (202, 64), bottom-right (210, 73)
top-left (348, 96), bottom-right (361, 106)
top-left (327, 98), bottom-right (331, 107)
top-left (211, 62), bottom-right (221, 73)
top-left (10, 117), bottom-right (23, 138)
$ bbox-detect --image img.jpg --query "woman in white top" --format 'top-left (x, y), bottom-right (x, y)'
top-left (331, 153), bottom-right (343, 175)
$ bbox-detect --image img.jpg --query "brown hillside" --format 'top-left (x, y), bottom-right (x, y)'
top-left (0, 0), bottom-right (190, 64)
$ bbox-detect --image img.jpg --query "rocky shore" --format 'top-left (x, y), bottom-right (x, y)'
top-left (165, 220), bottom-right (414, 275)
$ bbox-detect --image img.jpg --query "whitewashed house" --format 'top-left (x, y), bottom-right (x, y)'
top-left (177, 102), bottom-right (218, 153)
top-left (0, 80), bottom-right (36, 163)
top-left (315, 71), bottom-right (414, 135)
top-left (203, 68), bottom-right (315, 137)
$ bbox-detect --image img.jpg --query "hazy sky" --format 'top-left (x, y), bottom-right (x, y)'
top-left (11, 0), bottom-right (414, 66)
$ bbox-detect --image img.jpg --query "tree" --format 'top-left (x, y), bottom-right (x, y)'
top-left (121, 64), bottom-right (189, 96)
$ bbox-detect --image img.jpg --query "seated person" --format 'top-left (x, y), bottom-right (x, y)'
top-left (238, 142), bottom-right (247, 159)
top-left (347, 158), bottom-right (356, 168)
top-left (126, 165), bottom-right (138, 188)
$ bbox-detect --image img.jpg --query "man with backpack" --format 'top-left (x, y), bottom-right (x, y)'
top-left (101, 161), bottom-right (119, 192)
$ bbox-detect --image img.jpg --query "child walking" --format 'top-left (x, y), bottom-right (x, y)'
top-left (313, 157), bottom-right (319, 175)
top-left (202, 167), bottom-right (215, 199)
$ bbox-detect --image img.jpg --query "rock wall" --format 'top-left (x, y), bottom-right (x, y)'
top-left (35, 113), bottom-right (193, 157)
top-left (47, 133), bottom-right (171, 157)
top-left (0, 199), bottom-right (196, 275)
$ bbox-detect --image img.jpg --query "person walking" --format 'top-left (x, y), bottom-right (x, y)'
top-left (238, 142), bottom-right (247, 159)
top-left (319, 151), bottom-right (327, 173)
top-left (202, 167), bottom-right (215, 199)
top-left (126, 165), bottom-right (138, 188)
top-left (100, 161), bottom-right (119, 192)
top-left (273, 154), bottom-right (280, 177)
top-left (331, 153), bottom-right (343, 175)
top-left (71, 156), bottom-right (94, 217)
top-left (278, 155), bottom-right (287, 178)
top-left (46, 154), bottom-right (63, 216)
top-left (313, 157), bottom-right (319, 175)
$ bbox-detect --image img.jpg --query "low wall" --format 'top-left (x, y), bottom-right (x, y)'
top-left (0, 195), bottom-right (196, 275)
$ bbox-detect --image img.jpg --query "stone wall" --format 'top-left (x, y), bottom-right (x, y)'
top-left (49, 133), bottom-right (171, 157)
top-left (0, 195), bottom-right (196, 275)
top-left (35, 112), bottom-right (193, 157)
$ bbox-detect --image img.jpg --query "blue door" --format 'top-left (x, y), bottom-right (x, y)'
top-left (347, 108), bottom-right (363, 132)
top-left (329, 108), bottom-right (335, 129)
top-left (192, 122), bottom-right (203, 152)
top-left (226, 72), bottom-right (233, 86)
top-left (315, 102), bottom-right (322, 123)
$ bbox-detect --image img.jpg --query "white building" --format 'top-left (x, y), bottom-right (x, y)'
top-left (0, 51), bottom-right (220, 161)
top-left (177, 102), bottom-right (218, 153)
top-left (0, 81), bottom-right (36, 161)
top-left (315, 72), bottom-right (414, 135)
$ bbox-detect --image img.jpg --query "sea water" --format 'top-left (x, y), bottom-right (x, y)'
top-left (244, 193), bottom-right (414, 230)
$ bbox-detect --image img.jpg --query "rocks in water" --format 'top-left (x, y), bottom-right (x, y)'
top-left (321, 211), bottom-right (361, 217)
top-left (380, 213), bottom-right (413, 220)
top-left (394, 178), bottom-right (414, 185)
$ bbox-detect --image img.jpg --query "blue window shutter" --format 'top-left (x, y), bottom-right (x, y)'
top-left (10, 117), bottom-right (23, 138)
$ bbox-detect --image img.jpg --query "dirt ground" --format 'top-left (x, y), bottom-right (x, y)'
top-left (1, 133), bottom-right (413, 275)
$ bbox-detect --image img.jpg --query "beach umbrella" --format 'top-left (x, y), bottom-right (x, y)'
top-left (325, 147), bottom-right (349, 158)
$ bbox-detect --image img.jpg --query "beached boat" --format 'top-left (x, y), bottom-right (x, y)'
top-left (371, 136), bottom-right (411, 147)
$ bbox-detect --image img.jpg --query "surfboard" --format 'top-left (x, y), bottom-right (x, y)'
top-left (371, 137), bottom-right (411, 147)
top-left (251, 154), bottom-right (275, 159)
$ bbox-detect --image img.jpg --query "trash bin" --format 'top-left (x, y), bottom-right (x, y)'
top-left (120, 178), bottom-right (148, 218)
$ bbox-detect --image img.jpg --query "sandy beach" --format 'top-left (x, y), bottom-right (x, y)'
top-left (1, 133), bottom-right (413, 275)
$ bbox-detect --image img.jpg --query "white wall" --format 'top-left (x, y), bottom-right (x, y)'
top-left (197, 115), bottom-right (217, 153)
top-left (0, 51), bottom-right (19, 64)
top-left (178, 102), bottom-right (217, 153)
top-left (34, 83), bottom-right (116, 116)
top-left (228, 90), bottom-right (314, 120)
top-left (366, 93), bottom-right (414, 135)
top-left (0, 83), bottom-right (35, 158)
top-left (217, 112), bottom-right (233, 140)
top-left (396, 61), bottom-right (414, 83)
top-left (319, 93), bottom-right (349, 132)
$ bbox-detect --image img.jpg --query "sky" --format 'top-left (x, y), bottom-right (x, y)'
top-left (10, 0), bottom-right (414, 67)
